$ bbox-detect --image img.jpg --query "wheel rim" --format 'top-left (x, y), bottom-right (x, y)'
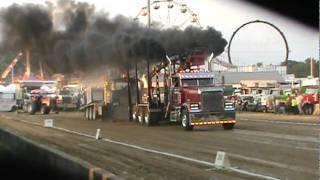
top-left (144, 114), bottom-right (149, 125)
top-left (132, 112), bottom-right (136, 121)
top-left (138, 115), bottom-right (143, 124)
top-left (92, 108), bottom-right (96, 120)
top-left (28, 105), bottom-right (32, 112)
top-left (182, 113), bottom-right (187, 127)
top-left (89, 107), bottom-right (92, 120)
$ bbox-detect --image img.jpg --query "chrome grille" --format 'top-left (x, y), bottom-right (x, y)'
top-left (201, 91), bottom-right (224, 112)
top-left (62, 97), bottom-right (72, 103)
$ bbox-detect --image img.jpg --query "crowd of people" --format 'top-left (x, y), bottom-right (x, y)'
top-left (229, 90), bottom-right (319, 116)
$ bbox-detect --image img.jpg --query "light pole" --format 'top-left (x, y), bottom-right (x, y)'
top-left (310, 57), bottom-right (313, 77)
top-left (11, 66), bottom-right (14, 83)
top-left (147, 0), bottom-right (152, 104)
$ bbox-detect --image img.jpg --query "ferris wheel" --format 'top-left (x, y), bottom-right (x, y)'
top-left (134, 0), bottom-right (201, 29)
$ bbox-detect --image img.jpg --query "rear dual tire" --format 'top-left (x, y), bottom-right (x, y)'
top-left (135, 111), bottom-right (156, 126)
top-left (28, 102), bottom-right (37, 115)
top-left (85, 106), bottom-right (97, 120)
top-left (40, 105), bottom-right (50, 115)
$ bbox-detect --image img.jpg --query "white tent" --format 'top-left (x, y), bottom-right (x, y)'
top-left (0, 84), bottom-right (16, 93)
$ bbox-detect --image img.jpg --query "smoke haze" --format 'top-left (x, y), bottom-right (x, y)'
top-left (0, 1), bottom-right (227, 74)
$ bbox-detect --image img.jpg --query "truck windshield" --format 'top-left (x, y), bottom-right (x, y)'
top-left (60, 90), bottom-right (72, 95)
top-left (305, 88), bottom-right (318, 94)
top-left (199, 78), bottom-right (214, 86)
top-left (181, 78), bottom-right (214, 87)
top-left (271, 90), bottom-right (281, 96)
top-left (182, 79), bottom-right (198, 87)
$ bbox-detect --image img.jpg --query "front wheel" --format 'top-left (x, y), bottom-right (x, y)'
top-left (144, 112), bottom-right (157, 126)
top-left (40, 105), bottom-right (48, 115)
top-left (223, 123), bottom-right (235, 130)
top-left (181, 110), bottom-right (193, 131)
top-left (28, 102), bottom-right (37, 115)
top-left (262, 105), bottom-right (268, 113)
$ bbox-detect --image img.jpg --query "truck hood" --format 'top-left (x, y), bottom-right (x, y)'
top-left (182, 86), bottom-right (223, 104)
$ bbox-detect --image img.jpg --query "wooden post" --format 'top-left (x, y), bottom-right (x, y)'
top-left (24, 48), bottom-right (31, 79)
top-left (135, 61), bottom-right (140, 104)
top-left (127, 64), bottom-right (133, 121)
top-left (39, 61), bottom-right (44, 80)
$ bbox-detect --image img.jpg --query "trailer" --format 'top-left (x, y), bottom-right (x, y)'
top-left (80, 78), bottom-right (126, 120)
top-left (79, 86), bottom-right (107, 120)
top-left (0, 84), bottom-right (16, 112)
top-left (57, 84), bottom-right (80, 111)
top-left (132, 52), bottom-right (236, 131)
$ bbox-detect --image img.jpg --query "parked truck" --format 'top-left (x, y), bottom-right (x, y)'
top-left (16, 80), bottom-right (59, 115)
top-left (302, 87), bottom-right (319, 114)
top-left (57, 84), bottom-right (80, 111)
top-left (301, 77), bottom-right (319, 115)
top-left (132, 52), bottom-right (236, 131)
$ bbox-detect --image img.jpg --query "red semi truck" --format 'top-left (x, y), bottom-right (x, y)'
top-left (301, 78), bottom-right (319, 115)
top-left (302, 87), bottom-right (319, 114)
top-left (132, 52), bottom-right (236, 131)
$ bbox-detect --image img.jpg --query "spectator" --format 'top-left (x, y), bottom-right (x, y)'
top-left (296, 92), bottom-right (304, 114)
top-left (286, 95), bottom-right (292, 113)
top-left (291, 94), bottom-right (299, 114)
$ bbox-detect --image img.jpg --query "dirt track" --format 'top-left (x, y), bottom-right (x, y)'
top-left (0, 111), bottom-right (318, 180)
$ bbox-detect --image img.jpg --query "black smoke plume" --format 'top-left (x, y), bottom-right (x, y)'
top-left (0, 2), bottom-right (227, 74)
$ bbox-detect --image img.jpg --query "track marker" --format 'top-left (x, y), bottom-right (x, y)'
top-left (44, 119), bottom-right (53, 128)
top-left (95, 128), bottom-right (101, 140)
top-left (214, 151), bottom-right (231, 169)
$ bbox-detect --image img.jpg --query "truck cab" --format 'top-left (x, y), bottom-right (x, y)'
top-left (169, 72), bottom-right (235, 130)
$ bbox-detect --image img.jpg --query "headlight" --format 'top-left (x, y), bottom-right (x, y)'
top-left (224, 102), bottom-right (235, 110)
top-left (190, 103), bottom-right (199, 110)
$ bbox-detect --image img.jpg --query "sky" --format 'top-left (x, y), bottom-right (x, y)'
top-left (0, 0), bottom-right (318, 66)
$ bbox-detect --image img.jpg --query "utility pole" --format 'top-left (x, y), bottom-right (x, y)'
top-left (127, 64), bottom-right (133, 121)
top-left (148, 0), bottom-right (151, 28)
top-left (310, 57), bottom-right (313, 77)
top-left (11, 66), bottom-right (14, 83)
top-left (147, 0), bottom-right (152, 104)
top-left (39, 61), bottom-right (44, 80)
top-left (25, 48), bottom-right (31, 79)
top-left (135, 61), bottom-right (140, 104)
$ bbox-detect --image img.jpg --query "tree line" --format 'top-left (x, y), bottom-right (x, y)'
top-left (281, 58), bottom-right (319, 77)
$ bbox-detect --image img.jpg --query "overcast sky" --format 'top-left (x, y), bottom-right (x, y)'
top-left (0, 0), bottom-right (318, 65)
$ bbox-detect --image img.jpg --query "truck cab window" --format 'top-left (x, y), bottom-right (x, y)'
top-left (182, 79), bottom-right (198, 87)
top-left (199, 78), bottom-right (214, 86)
